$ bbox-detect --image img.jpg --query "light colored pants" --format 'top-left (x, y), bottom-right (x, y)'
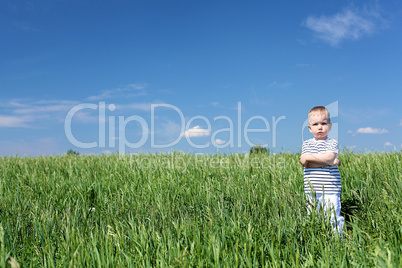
top-left (306, 193), bottom-right (344, 237)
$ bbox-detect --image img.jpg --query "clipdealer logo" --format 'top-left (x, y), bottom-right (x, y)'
top-left (64, 102), bottom-right (287, 154)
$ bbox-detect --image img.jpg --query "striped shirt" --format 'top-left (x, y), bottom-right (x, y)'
top-left (302, 138), bottom-right (341, 194)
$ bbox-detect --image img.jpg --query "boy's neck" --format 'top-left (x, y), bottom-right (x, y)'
top-left (314, 136), bottom-right (328, 141)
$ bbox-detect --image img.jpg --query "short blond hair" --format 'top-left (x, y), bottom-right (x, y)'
top-left (308, 106), bottom-right (331, 124)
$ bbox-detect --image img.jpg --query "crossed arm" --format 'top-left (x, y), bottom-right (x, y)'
top-left (299, 152), bottom-right (341, 168)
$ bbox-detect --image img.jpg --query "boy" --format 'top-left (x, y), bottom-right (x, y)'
top-left (299, 106), bottom-right (344, 236)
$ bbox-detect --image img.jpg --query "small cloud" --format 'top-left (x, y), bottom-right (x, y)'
top-left (267, 82), bottom-right (277, 87)
top-left (384, 142), bottom-right (393, 146)
top-left (180, 126), bottom-right (210, 137)
top-left (267, 81), bottom-right (293, 88)
top-left (88, 83), bottom-right (147, 101)
top-left (14, 103), bottom-right (77, 115)
top-left (0, 115), bottom-right (33, 127)
top-left (116, 101), bottom-right (167, 112)
top-left (355, 127), bottom-right (389, 134)
top-left (399, 119), bottom-right (402, 126)
top-left (67, 110), bottom-right (100, 124)
top-left (12, 20), bottom-right (40, 32)
top-left (348, 130), bottom-right (356, 136)
top-left (211, 102), bottom-right (220, 107)
top-left (303, 4), bottom-right (388, 46)
top-left (295, 63), bottom-right (310, 67)
top-left (214, 139), bottom-right (226, 145)
top-left (119, 103), bottom-right (152, 111)
top-left (0, 100), bottom-right (82, 127)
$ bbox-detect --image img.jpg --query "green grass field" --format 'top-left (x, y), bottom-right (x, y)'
top-left (0, 152), bottom-right (401, 267)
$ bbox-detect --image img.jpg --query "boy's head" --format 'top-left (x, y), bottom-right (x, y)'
top-left (308, 106), bottom-right (332, 140)
top-left (308, 106), bottom-right (331, 124)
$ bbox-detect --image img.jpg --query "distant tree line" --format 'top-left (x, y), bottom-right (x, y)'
top-left (249, 145), bottom-right (269, 155)
top-left (67, 149), bottom-right (80, 156)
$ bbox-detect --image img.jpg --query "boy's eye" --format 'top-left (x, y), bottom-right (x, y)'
top-left (322, 123), bottom-right (327, 125)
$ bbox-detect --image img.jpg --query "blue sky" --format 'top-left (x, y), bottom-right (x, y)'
top-left (1, 0), bottom-right (401, 156)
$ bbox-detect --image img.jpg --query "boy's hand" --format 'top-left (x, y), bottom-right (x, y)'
top-left (334, 158), bottom-right (341, 166)
top-left (299, 155), bottom-right (308, 167)
top-left (300, 153), bottom-right (339, 168)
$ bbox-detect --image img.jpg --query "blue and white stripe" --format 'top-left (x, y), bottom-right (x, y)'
top-left (302, 138), bottom-right (341, 194)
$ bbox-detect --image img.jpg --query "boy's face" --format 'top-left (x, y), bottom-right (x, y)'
top-left (308, 113), bottom-right (332, 140)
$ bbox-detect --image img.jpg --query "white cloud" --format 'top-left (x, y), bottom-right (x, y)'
top-left (399, 119), bottom-right (402, 126)
top-left (303, 5), bottom-right (387, 46)
top-left (117, 102), bottom-right (166, 112)
top-left (356, 127), bottom-right (389, 134)
top-left (14, 103), bottom-right (77, 115)
top-left (180, 126), bottom-right (210, 137)
top-left (12, 20), bottom-right (40, 32)
top-left (88, 83), bottom-right (147, 101)
top-left (1, 100), bottom-right (90, 127)
top-left (384, 142), bottom-right (393, 146)
top-left (211, 102), bottom-right (220, 107)
top-left (69, 110), bottom-right (100, 124)
top-left (119, 103), bottom-right (152, 111)
top-left (4, 99), bottom-right (78, 110)
top-left (0, 115), bottom-right (33, 127)
top-left (1, 94), bottom-right (162, 128)
top-left (267, 81), bottom-right (293, 88)
top-left (348, 130), bottom-right (356, 136)
top-left (1, 82), bottom-right (156, 129)
top-left (214, 139), bottom-right (226, 145)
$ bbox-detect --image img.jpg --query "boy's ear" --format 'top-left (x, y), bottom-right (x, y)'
top-left (328, 123), bottom-right (332, 131)
top-left (308, 125), bottom-right (312, 133)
